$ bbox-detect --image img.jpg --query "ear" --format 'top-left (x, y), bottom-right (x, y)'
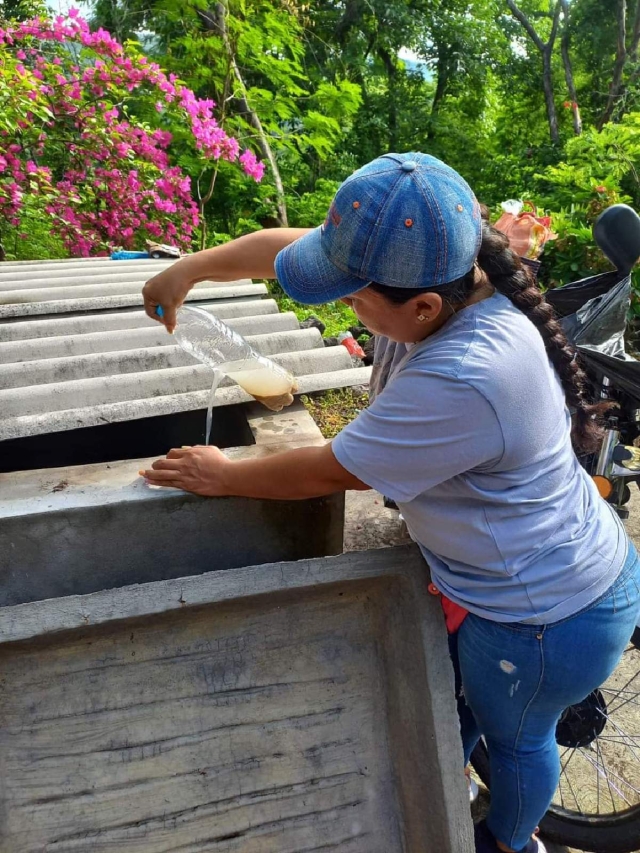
top-left (413, 293), bottom-right (444, 322)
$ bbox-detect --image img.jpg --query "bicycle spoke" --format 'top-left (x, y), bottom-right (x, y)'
top-left (597, 734), bottom-right (640, 747)
top-left (587, 750), bottom-right (640, 798)
top-left (597, 711), bottom-right (640, 767)
top-left (607, 691), bottom-right (640, 715)
top-left (605, 670), bottom-right (639, 715)
top-left (558, 769), bottom-right (566, 810)
top-left (561, 751), bottom-right (583, 813)
top-left (596, 739), bottom-right (601, 813)
top-left (558, 748), bottom-right (582, 812)
top-left (598, 764), bottom-right (637, 805)
top-left (578, 746), bottom-right (633, 809)
top-left (559, 744), bottom-right (577, 776)
top-left (582, 746), bottom-right (617, 812)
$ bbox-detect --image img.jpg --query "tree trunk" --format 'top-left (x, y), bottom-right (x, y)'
top-left (378, 46), bottom-right (398, 151)
top-left (559, 0), bottom-right (581, 135)
top-left (428, 51), bottom-right (449, 141)
top-left (542, 47), bottom-right (560, 144)
top-left (199, 3), bottom-right (288, 227)
top-left (631, 0), bottom-right (640, 61)
top-left (506, 0), bottom-right (562, 145)
top-left (335, 0), bottom-right (366, 47)
top-left (597, 0), bottom-right (640, 128)
top-left (599, 0), bottom-right (629, 128)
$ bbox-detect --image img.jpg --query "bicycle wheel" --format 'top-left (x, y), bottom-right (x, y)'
top-left (471, 638), bottom-right (640, 853)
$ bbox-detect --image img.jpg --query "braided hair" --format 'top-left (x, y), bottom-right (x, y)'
top-left (368, 217), bottom-right (606, 453)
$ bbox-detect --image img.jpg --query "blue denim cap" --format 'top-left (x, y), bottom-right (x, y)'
top-left (275, 152), bottom-right (482, 305)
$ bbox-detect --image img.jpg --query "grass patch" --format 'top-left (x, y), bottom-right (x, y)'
top-left (266, 280), bottom-right (358, 336)
top-left (301, 388), bottom-right (369, 439)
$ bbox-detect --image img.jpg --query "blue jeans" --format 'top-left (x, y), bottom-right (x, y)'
top-left (449, 542), bottom-right (640, 851)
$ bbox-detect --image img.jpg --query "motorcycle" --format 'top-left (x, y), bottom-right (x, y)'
top-left (471, 204), bottom-right (640, 853)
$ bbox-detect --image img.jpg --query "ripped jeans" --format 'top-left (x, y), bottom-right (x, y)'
top-left (449, 542), bottom-right (640, 851)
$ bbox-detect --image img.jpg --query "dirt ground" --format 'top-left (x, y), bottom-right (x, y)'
top-left (343, 489), bottom-right (640, 853)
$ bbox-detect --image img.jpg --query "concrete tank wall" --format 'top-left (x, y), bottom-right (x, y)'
top-left (0, 546), bottom-right (473, 853)
top-left (0, 403), bottom-right (345, 606)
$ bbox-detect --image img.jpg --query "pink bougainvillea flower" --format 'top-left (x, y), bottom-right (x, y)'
top-left (239, 149), bottom-right (265, 182)
top-left (0, 10), bottom-right (261, 255)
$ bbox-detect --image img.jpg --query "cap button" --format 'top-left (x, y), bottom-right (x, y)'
top-left (401, 160), bottom-right (417, 172)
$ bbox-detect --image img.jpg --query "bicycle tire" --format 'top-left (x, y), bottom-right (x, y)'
top-left (470, 743), bottom-right (640, 853)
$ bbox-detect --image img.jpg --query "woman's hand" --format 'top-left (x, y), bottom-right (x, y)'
top-left (141, 229), bottom-right (313, 335)
top-left (140, 446), bottom-right (230, 495)
top-left (140, 442), bottom-right (369, 500)
top-left (142, 264), bottom-right (194, 334)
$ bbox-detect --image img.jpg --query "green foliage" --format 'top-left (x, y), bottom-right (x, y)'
top-left (0, 0), bottom-right (46, 20)
top-left (536, 115), bottom-right (640, 210)
top-left (2, 197), bottom-right (66, 260)
top-left (268, 278), bottom-right (358, 336)
top-left (530, 114), bottom-right (640, 294)
top-left (287, 178), bottom-right (340, 227)
top-left (12, 0), bottom-right (640, 292)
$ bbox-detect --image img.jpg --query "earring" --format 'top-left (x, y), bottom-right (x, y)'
top-left (417, 314), bottom-right (427, 322)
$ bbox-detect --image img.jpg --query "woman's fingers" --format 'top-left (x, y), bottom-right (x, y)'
top-left (151, 457), bottom-right (187, 470)
top-left (160, 305), bottom-right (178, 334)
top-left (139, 467), bottom-right (181, 481)
top-left (142, 272), bottom-right (185, 334)
top-left (139, 445), bottom-right (228, 496)
top-left (166, 448), bottom-right (190, 459)
top-left (142, 292), bottom-right (162, 324)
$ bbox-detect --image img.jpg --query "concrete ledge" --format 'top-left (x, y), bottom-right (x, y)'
top-left (0, 313), bottom-right (301, 364)
top-left (0, 402), bottom-right (346, 606)
top-left (0, 366), bottom-right (371, 441)
top-left (0, 282), bottom-right (268, 318)
top-left (0, 257), bottom-right (175, 275)
top-left (0, 347), bottom-right (352, 421)
top-left (0, 266), bottom-right (178, 289)
top-left (0, 329), bottom-right (324, 388)
top-left (0, 276), bottom-right (254, 298)
top-left (0, 300), bottom-right (281, 340)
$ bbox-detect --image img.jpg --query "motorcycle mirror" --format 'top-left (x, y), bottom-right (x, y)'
top-left (593, 204), bottom-right (640, 275)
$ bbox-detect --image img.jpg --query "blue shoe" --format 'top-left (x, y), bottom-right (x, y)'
top-left (474, 821), bottom-right (547, 853)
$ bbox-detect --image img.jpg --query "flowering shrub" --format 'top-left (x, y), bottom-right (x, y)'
top-left (0, 10), bottom-right (264, 255)
top-left (531, 115), bottom-right (640, 291)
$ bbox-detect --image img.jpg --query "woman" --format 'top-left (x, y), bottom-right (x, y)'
top-left (141, 153), bottom-right (640, 853)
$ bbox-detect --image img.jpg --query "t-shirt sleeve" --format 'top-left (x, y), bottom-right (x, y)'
top-left (332, 367), bottom-right (505, 503)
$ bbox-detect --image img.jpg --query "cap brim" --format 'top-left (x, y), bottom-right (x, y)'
top-left (274, 226), bottom-right (369, 305)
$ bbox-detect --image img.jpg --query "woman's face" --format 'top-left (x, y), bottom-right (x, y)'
top-left (340, 286), bottom-right (447, 343)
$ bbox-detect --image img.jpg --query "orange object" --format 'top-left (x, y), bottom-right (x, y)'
top-left (592, 474), bottom-right (614, 500)
top-left (494, 201), bottom-right (557, 259)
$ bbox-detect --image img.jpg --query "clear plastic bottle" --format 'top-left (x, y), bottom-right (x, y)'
top-left (174, 305), bottom-right (297, 407)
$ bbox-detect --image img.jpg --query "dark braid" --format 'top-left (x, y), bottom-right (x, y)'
top-left (476, 221), bottom-right (606, 453)
top-left (368, 218), bottom-right (606, 453)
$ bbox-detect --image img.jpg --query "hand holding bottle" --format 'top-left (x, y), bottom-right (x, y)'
top-left (142, 264), bottom-right (194, 333)
top-left (142, 228), bottom-right (313, 334)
